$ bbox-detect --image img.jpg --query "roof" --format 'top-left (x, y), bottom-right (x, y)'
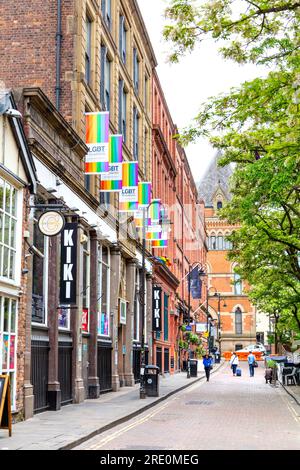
top-left (0, 92), bottom-right (38, 193)
top-left (198, 151), bottom-right (233, 207)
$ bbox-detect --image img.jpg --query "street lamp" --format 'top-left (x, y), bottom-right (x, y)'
top-left (186, 262), bottom-right (206, 379)
top-left (139, 200), bottom-right (171, 399)
top-left (207, 287), bottom-right (227, 355)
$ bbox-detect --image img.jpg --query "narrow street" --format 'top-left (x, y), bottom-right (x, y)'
top-left (75, 363), bottom-right (300, 451)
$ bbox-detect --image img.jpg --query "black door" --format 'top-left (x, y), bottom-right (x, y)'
top-left (133, 347), bottom-right (149, 383)
top-left (97, 344), bottom-right (112, 393)
top-left (58, 342), bottom-right (73, 405)
top-left (156, 347), bottom-right (162, 374)
top-left (164, 348), bottom-right (170, 373)
top-left (133, 347), bottom-right (141, 383)
top-left (31, 340), bottom-right (49, 413)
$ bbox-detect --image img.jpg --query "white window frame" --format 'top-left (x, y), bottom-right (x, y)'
top-left (98, 244), bottom-right (110, 337)
top-left (31, 233), bottom-right (49, 327)
top-left (0, 176), bottom-right (23, 287)
top-left (0, 295), bottom-right (18, 411)
top-left (82, 237), bottom-right (90, 333)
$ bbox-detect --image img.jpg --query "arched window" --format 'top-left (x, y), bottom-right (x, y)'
top-left (235, 307), bottom-right (243, 334)
top-left (217, 235), bottom-right (223, 250)
top-left (210, 235), bottom-right (216, 250)
top-left (234, 273), bottom-right (242, 295)
top-left (217, 201), bottom-right (223, 210)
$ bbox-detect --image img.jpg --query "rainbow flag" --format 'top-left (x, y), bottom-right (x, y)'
top-left (146, 231), bottom-right (162, 241)
top-left (85, 112), bottom-right (109, 174)
top-left (149, 199), bottom-right (161, 224)
top-left (119, 162), bottom-right (138, 208)
top-left (138, 182), bottom-right (151, 207)
top-left (100, 135), bottom-right (123, 192)
top-left (134, 209), bottom-right (151, 228)
top-left (152, 239), bottom-right (168, 248)
top-left (119, 201), bottom-right (139, 212)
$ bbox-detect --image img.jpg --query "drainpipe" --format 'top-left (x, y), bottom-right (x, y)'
top-left (55, 0), bottom-right (62, 111)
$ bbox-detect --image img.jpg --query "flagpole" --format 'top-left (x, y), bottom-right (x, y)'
top-left (140, 205), bottom-right (146, 399)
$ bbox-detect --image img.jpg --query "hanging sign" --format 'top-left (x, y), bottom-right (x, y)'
top-left (0, 375), bottom-right (12, 437)
top-left (60, 223), bottom-right (77, 304)
top-left (138, 182), bottom-right (151, 207)
top-left (38, 211), bottom-right (65, 237)
top-left (119, 162), bottom-right (139, 212)
top-left (100, 134), bottom-right (123, 192)
top-left (149, 199), bottom-right (161, 224)
top-left (152, 233), bottom-right (168, 249)
top-left (153, 286), bottom-right (162, 331)
top-left (82, 308), bottom-right (89, 332)
top-left (85, 112), bottom-right (109, 174)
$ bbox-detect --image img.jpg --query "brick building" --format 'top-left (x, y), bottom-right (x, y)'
top-left (152, 71), bottom-right (207, 373)
top-left (0, 0), bottom-right (157, 417)
top-left (0, 92), bottom-right (37, 420)
top-left (199, 152), bottom-right (256, 353)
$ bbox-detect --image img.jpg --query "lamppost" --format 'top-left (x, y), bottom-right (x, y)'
top-left (140, 200), bottom-right (171, 398)
top-left (207, 287), bottom-right (227, 355)
top-left (186, 262), bottom-right (206, 378)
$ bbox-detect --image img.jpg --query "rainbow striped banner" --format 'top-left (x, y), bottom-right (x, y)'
top-left (138, 182), bottom-right (151, 207)
top-left (149, 199), bottom-right (161, 224)
top-left (134, 210), bottom-right (151, 228)
top-left (85, 112), bottom-right (109, 174)
top-left (119, 162), bottom-right (138, 206)
top-left (146, 231), bottom-right (162, 241)
top-left (152, 239), bottom-right (168, 248)
top-left (119, 201), bottom-right (139, 212)
top-left (100, 135), bottom-right (123, 192)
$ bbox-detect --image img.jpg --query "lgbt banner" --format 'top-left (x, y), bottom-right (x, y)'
top-left (134, 182), bottom-right (152, 227)
top-left (119, 161), bottom-right (139, 212)
top-left (85, 112), bottom-right (109, 174)
top-left (100, 134), bottom-right (123, 192)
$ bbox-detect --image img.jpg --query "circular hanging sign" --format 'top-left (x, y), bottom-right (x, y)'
top-left (38, 211), bottom-right (65, 237)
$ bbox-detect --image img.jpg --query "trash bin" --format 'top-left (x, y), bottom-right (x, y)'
top-left (190, 359), bottom-right (198, 377)
top-left (215, 352), bottom-right (221, 364)
top-left (144, 365), bottom-right (160, 397)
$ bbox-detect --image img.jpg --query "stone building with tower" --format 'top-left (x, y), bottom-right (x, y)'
top-left (199, 152), bottom-right (257, 353)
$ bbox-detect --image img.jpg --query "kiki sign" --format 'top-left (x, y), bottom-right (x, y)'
top-left (60, 223), bottom-right (77, 304)
top-left (152, 286), bottom-right (162, 332)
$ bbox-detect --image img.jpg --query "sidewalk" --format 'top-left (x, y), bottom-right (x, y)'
top-left (0, 362), bottom-right (224, 450)
top-left (279, 381), bottom-right (300, 406)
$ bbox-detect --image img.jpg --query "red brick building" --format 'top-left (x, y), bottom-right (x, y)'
top-left (199, 152), bottom-right (256, 354)
top-left (152, 72), bottom-right (207, 373)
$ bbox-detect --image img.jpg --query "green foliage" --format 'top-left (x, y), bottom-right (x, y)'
top-left (164, 0), bottom-right (300, 336)
top-left (266, 359), bottom-right (277, 368)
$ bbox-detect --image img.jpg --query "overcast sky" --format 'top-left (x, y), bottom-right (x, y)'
top-left (137, 0), bottom-right (266, 183)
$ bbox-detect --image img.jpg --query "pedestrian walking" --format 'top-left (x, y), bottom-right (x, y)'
top-left (203, 353), bottom-right (212, 382)
top-left (230, 352), bottom-right (239, 376)
top-left (248, 351), bottom-right (256, 377)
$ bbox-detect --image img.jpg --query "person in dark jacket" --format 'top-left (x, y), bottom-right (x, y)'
top-left (203, 353), bottom-right (212, 381)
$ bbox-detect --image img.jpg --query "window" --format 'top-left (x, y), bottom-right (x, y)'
top-left (133, 269), bottom-right (140, 341)
top-left (84, 175), bottom-right (91, 192)
top-left (119, 79), bottom-right (127, 143)
top-left (210, 236), bottom-right (216, 250)
top-left (119, 15), bottom-right (126, 64)
top-left (101, 0), bottom-right (111, 30)
top-left (98, 245), bottom-right (110, 336)
top-left (143, 128), bottom-right (148, 177)
top-left (100, 46), bottom-right (111, 111)
top-left (85, 16), bottom-right (92, 85)
top-left (32, 218), bottom-right (48, 324)
top-left (0, 178), bottom-right (17, 280)
top-left (133, 47), bottom-right (139, 93)
top-left (100, 191), bottom-right (110, 208)
top-left (133, 106), bottom-right (139, 161)
top-left (234, 273), bottom-right (242, 295)
top-left (217, 235), bottom-right (223, 250)
top-left (217, 201), bottom-right (223, 210)
top-left (235, 307), bottom-right (243, 334)
top-left (82, 236), bottom-right (90, 332)
top-left (164, 294), bottom-right (169, 341)
top-left (144, 75), bottom-right (148, 110)
top-left (0, 296), bottom-right (17, 409)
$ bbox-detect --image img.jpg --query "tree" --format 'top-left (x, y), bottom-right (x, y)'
top-left (164, 0), bottom-right (300, 335)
